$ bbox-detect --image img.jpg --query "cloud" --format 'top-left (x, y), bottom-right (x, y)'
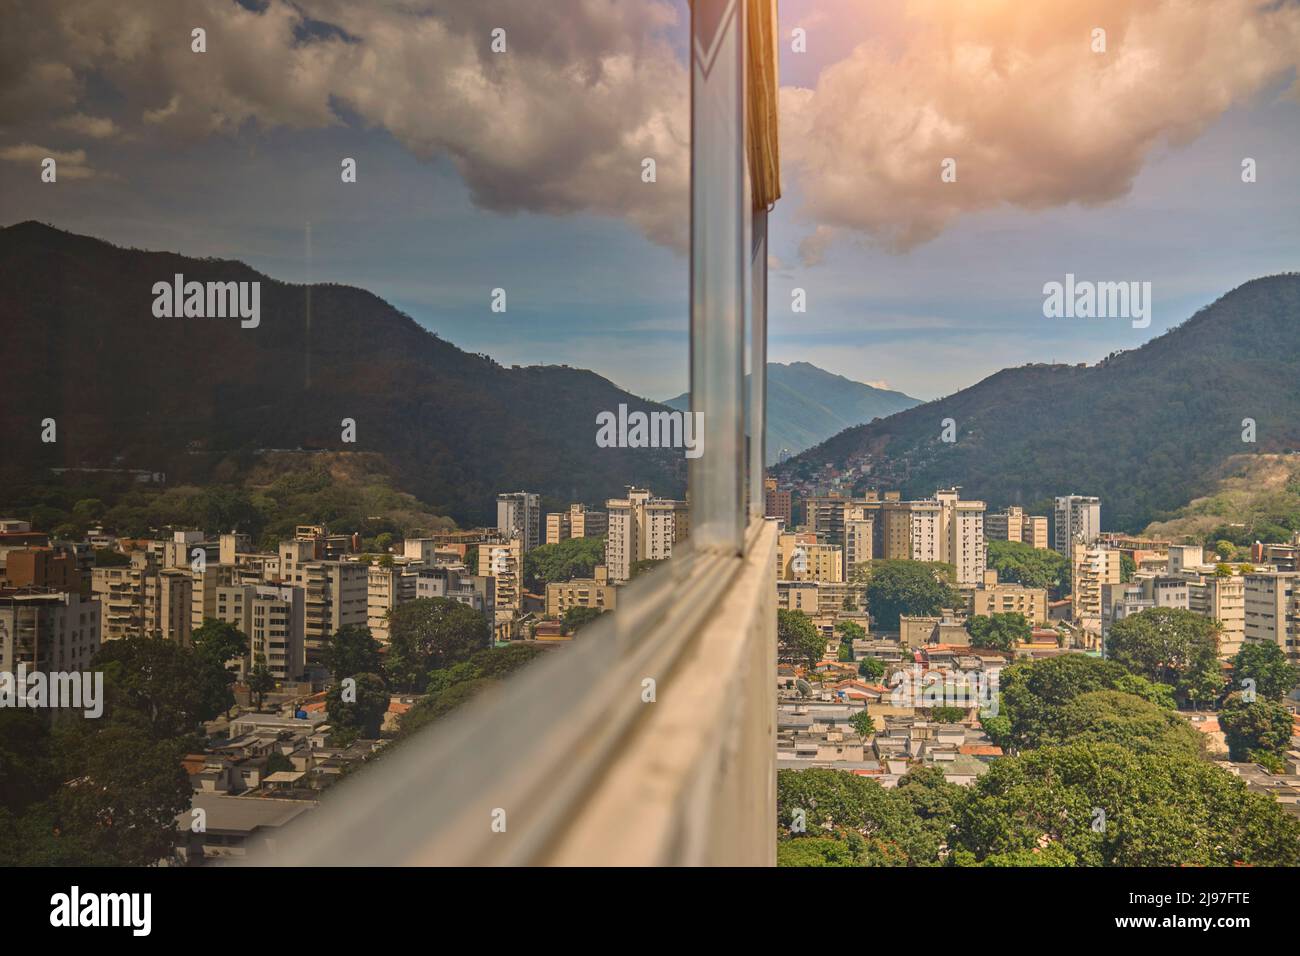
top-left (782, 0), bottom-right (1300, 260)
top-left (53, 112), bottom-right (119, 139)
top-left (0, 143), bottom-right (96, 179)
top-left (0, 0), bottom-right (689, 248)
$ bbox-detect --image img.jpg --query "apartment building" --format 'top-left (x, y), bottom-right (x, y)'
top-left (1243, 571), bottom-right (1300, 660)
top-left (969, 570), bottom-right (1048, 624)
top-left (1054, 495), bottom-right (1101, 556)
top-left (367, 563), bottom-right (419, 642)
top-left (545, 504), bottom-right (608, 545)
top-left (497, 492), bottom-right (541, 552)
top-left (604, 488), bottom-right (690, 583)
top-left (3, 548), bottom-right (76, 590)
top-left (214, 583), bottom-right (306, 682)
top-left (277, 542), bottom-right (367, 665)
top-left (546, 565), bottom-right (617, 618)
top-left (1071, 542), bottom-right (1122, 632)
top-left (415, 565), bottom-right (496, 619)
top-left (0, 589), bottom-right (101, 674)
top-left (882, 489), bottom-right (986, 586)
top-left (844, 513), bottom-right (874, 571)
top-left (984, 506), bottom-right (1049, 550)
top-left (91, 552), bottom-right (192, 644)
top-left (763, 478), bottom-right (793, 526)
top-left (1187, 574), bottom-right (1246, 658)
top-left (777, 532), bottom-right (844, 583)
top-left (479, 537), bottom-right (524, 621)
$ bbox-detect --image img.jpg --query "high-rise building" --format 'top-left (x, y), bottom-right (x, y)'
top-left (497, 492), bottom-right (541, 552)
top-left (763, 477), bottom-right (792, 526)
top-left (1071, 541), bottom-right (1122, 632)
top-left (776, 532), bottom-right (844, 583)
top-left (1187, 574), bottom-right (1245, 659)
top-left (92, 552), bottom-right (192, 644)
top-left (367, 563), bottom-right (419, 642)
top-left (214, 583), bottom-right (306, 682)
top-left (545, 504), bottom-right (608, 545)
top-left (277, 543), bottom-right (367, 665)
top-left (1243, 571), bottom-right (1300, 662)
top-left (985, 506), bottom-right (1049, 550)
top-left (1055, 495), bottom-right (1101, 556)
top-left (881, 489), bottom-right (986, 586)
top-left (604, 488), bottom-right (689, 583)
top-left (479, 537), bottom-right (524, 619)
top-left (0, 589), bottom-right (100, 674)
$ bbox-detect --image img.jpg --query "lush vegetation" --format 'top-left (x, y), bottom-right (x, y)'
top-left (0, 631), bottom-right (245, 865)
top-left (524, 536), bottom-right (605, 591)
top-left (859, 560), bottom-right (958, 633)
top-left (985, 540), bottom-right (1069, 597)
top-left (779, 641), bottom-right (1300, 866)
top-left (966, 612), bottom-right (1031, 652)
top-left (778, 609), bottom-right (826, 668)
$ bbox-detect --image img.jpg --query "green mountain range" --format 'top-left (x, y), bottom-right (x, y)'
top-left (774, 274), bottom-right (1300, 533)
top-left (664, 361), bottom-right (920, 464)
top-left (0, 222), bottom-right (685, 527)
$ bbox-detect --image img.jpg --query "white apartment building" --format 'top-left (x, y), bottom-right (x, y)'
top-left (277, 542), bottom-right (367, 665)
top-left (0, 590), bottom-right (101, 674)
top-left (882, 489), bottom-right (986, 586)
top-left (497, 492), bottom-right (541, 552)
top-left (479, 537), bottom-right (524, 620)
top-left (604, 488), bottom-right (690, 583)
top-left (214, 583), bottom-right (306, 682)
top-left (1243, 571), bottom-right (1300, 660)
top-left (1054, 495), bottom-right (1101, 556)
top-left (92, 552), bottom-right (192, 644)
top-left (367, 563), bottom-right (419, 642)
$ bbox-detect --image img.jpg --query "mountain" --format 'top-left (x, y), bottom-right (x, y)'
top-left (0, 222), bottom-right (685, 526)
top-left (773, 275), bottom-right (1300, 533)
top-left (663, 362), bottom-right (920, 464)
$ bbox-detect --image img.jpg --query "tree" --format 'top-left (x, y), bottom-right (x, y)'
top-left (628, 558), bottom-right (665, 580)
top-left (192, 618), bottom-right (248, 669)
top-left (849, 710), bottom-right (875, 738)
top-left (967, 612), bottom-right (1031, 652)
top-left (385, 598), bottom-right (490, 691)
top-left (248, 655), bottom-right (275, 711)
top-left (930, 705), bottom-right (967, 724)
top-left (862, 560), bottom-right (957, 633)
top-left (837, 642), bottom-right (854, 662)
top-left (951, 742), bottom-right (1300, 866)
top-left (524, 536), bottom-right (605, 590)
top-left (322, 623), bottom-right (383, 680)
top-left (835, 620), bottom-right (866, 642)
top-left (1219, 693), bottom-right (1294, 762)
top-left (1119, 554), bottom-right (1136, 583)
top-left (1105, 607), bottom-right (1220, 707)
top-left (48, 721), bottom-right (191, 867)
top-left (986, 540), bottom-right (1070, 596)
top-left (1054, 690), bottom-right (1202, 755)
top-left (326, 672), bottom-right (389, 742)
top-left (858, 658), bottom-right (885, 682)
top-left (778, 610), bottom-right (825, 668)
top-left (1231, 642), bottom-right (1300, 702)
top-left (93, 636), bottom-right (235, 741)
top-left (562, 605), bottom-right (605, 635)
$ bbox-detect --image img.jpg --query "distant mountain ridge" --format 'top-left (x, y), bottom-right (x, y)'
top-left (0, 221), bottom-right (685, 526)
top-left (664, 361), bottom-right (920, 464)
top-left (773, 274), bottom-right (1300, 533)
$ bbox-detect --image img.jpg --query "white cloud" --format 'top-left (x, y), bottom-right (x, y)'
top-left (781, 0), bottom-right (1300, 260)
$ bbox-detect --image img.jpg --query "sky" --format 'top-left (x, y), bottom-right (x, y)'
top-left (1, 0), bottom-right (1297, 402)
